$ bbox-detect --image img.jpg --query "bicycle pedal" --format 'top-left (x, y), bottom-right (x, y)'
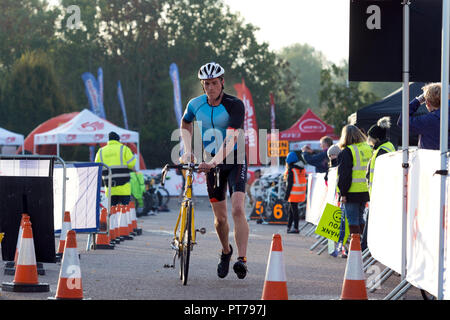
top-left (163, 264), bottom-right (175, 268)
top-left (195, 227), bottom-right (206, 235)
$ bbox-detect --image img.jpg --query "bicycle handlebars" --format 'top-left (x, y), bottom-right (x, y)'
top-left (160, 163), bottom-right (219, 188)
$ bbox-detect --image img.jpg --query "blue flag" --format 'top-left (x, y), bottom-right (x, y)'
top-left (169, 63), bottom-right (183, 126)
top-left (117, 80), bottom-right (129, 129)
top-left (81, 72), bottom-right (106, 119)
top-left (97, 67), bottom-right (104, 106)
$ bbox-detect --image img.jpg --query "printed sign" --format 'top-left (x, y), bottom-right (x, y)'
top-left (268, 140), bottom-right (289, 157)
top-left (315, 203), bottom-right (349, 244)
top-left (267, 199), bottom-right (287, 225)
top-left (249, 200), bottom-right (265, 220)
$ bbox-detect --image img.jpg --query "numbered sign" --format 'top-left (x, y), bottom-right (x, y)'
top-left (249, 200), bottom-right (265, 221)
top-left (267, 199), bottom-right (288, 225)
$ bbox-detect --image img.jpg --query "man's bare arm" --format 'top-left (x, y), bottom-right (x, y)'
top-left (180, 120), bottom-right (195, 163)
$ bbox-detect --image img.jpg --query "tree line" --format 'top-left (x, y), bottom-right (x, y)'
top-left (0, 0), bottom-right (397, 167)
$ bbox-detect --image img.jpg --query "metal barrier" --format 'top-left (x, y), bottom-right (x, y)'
top-left (85, 162), bottom-right (112, 251)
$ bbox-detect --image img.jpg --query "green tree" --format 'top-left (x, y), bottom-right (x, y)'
top-left (360, 81), bottom-right (400, 99)
top-left (1, 50), bottom-right (72, 135)
top-left (319, 63), bottom-right (379, 135)
top-left (0, 0), bottom-right (59, 71)
top-left (278, 43), bottom-right (327, 113)
top-left (0, 0), bottom-right (313, 168)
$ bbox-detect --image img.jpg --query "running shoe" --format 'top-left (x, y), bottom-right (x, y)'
top-left (329, 249), bottom-right (338, 257)
top-left (233, 257), bottom-right (248, 279)
top-left (217, 244), bottom-right (233, 278)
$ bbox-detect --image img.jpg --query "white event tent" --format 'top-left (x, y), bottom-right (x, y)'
top-left (33, 109), bottom-right (140, 169)
top-left (0, 127), bottom-right (24, 154)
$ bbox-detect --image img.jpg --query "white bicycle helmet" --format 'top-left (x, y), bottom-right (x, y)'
top-left (198, 62), bottom-right (225, 80)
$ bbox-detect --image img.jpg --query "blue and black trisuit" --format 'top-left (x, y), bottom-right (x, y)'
top-left (182, 93), bottom-right (248, 202)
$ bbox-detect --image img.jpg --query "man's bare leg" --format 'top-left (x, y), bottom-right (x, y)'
top-left (211, 200), bottom-right (231, 254)
top-left (230, 191), bottom-right (248, 258)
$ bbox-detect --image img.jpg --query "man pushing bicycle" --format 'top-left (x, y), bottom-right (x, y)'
top-left (179, 62), bottom-right (249, 279)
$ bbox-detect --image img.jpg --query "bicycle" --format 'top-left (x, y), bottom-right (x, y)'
top-left (161, 163), bottom-right (216, 285)
top-left (142, 173), bottom-right (170, 215)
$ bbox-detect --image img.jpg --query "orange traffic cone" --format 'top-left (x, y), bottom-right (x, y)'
top-left (52, 230), bottom-right (84, 299)
top-left (126, 204), bottom-right (136, 236)
top-left (56, 211), bottom-right (72, 262)
top-left (109, 205), bottom-right (118, 244)
top-left (340, 233), bottom-right (368, 300)
top-left (95, 208), bottom-right (114, 249)
top-left (261, 234), bottom-right (288, 300)
top-left (130, 201), bottom-right (142, 235)
top-left (119, 205), bottom-right (133, 240)
top-left (114, 205), bottom-right (122, 243)
top-left (4, 214), bottom-right (29, 275)
top-left (1, 220), bottom-right (49, 292)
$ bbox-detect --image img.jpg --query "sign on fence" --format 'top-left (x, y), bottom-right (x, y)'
top-left (315, 203), bottom-right (349, 244)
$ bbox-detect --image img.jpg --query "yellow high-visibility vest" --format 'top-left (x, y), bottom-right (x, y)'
top-left (95, 140), bottom-right (137, 196)
top-left (347, 142), bottom-right (373, 193)
top-left (368, 141), bottom-right (395, 195)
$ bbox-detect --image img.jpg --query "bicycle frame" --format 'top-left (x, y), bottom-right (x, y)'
top-left (161, 163), bottom-right (209, 284)
top-left (173, 168), bottom-right (196, 247)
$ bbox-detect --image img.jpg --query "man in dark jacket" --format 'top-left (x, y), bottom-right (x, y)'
top-left (301, 136), bottom-right (333, 173)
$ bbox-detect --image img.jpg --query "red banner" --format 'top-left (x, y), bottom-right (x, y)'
top-left (234, 79), bottom-right (261, 166)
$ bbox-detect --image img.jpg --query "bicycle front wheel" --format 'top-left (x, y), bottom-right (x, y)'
top-left (180, 202), bottom-right (192, 285)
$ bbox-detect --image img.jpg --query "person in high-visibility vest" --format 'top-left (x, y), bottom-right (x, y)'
top-left (366, 116), bottom-right (396, 195)
top-left (337, 125), bottom-right (373, 237)
top-left (360, 116), bottom-right (396, 251)
top-left (284, 152), bottom-right (307, 234)
top-left (130, 171), bottom-right (145, 215)
top-left (95, 131), bottom-right (137, 206)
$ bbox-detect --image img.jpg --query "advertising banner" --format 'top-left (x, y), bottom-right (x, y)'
top-left (117, 80), bottom-right (129, 129)
top-left (169, 63), bottom-right (183, 126)
top-left (234, 79), bottom-right (261, 165)
top-left (81, 72), bottom-right (105, 119)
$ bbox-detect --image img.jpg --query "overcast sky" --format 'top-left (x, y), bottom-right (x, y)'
top-left (223, 0), bottom-right (350, 64)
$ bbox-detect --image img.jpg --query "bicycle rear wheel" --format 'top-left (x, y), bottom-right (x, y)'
top-left (157, 186), bottom-right (170, 207)
top-left (179, 202), bottom-right (192, 285)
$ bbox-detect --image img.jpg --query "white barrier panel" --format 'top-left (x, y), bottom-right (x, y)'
top-left (326, 167), bottom-right (339, 206)
top-left (367, 150), bottom-right (404, 274)
top-left (406, 150), bottom-right (443, 297)
top-left (305, 148), bottom-right (450, 298)
top-left (305, 172), bottom-right (328, 225)
top-left (0, 159), bottom-right (51, 177)
top-left (54, 163), bottom-right (102, 233)
top-left (369, 149), bottom-right (450, 298)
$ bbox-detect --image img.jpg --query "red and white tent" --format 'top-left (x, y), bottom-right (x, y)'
top-left (0, 127), bottom-right (24, 154)
top-left (34, 109), bottom-right (141, 168)
top-left (279, 108), bottom-right (339, 141)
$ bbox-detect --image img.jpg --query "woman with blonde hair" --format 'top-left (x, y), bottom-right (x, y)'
top-left (336, 125), bottom-right (373, 240)
top-left (397, 82), bottom-right (450, 150)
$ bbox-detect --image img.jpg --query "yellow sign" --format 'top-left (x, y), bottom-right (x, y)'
top-left (268, 140), bottom-right (289, 157)
top-left (315, 203), bottom-right (349, 243)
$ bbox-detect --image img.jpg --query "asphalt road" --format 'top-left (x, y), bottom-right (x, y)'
top-left (0, 196), bottom-right (424, 301)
